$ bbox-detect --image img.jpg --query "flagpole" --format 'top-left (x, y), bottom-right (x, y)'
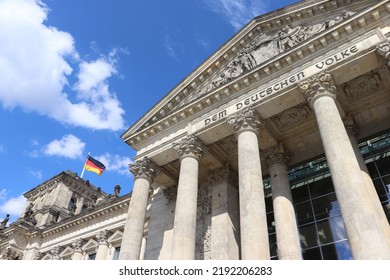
top-left (80, 152), bottom-right (90, 179)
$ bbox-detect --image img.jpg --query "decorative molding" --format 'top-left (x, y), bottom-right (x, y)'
top-left (72, 238), bottom-right (84, 252)
top-left (96, 230), bottom-right (108, 244)
top-left (163, 185), bottom-right (178, 204)
top-left (34, 251), bottom-right (42, 260)
top-left (343, 72), bottom-right (381, 102)
top-left (298, 71), bottom-right (337, 107)
top-left (343, 114), bottom-right (359, 140)
top-left (208, 163), bottom-right (237, 186)
top-left (196, 183), bottom-right (212, 260)
top-left (51, 246), bottom-right (61, 260)
top-left (227, 106), bottom-right (264, 136)
top-left (272, 105), bottom-right (311, 131)
top-left (262, 143), bottom-right (290, 168)
top-left (129, 157), bottom-right (160, 183)
top-left (173, 134), bottom-right (208, 161)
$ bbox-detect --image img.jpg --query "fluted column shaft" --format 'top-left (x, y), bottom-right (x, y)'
top-left (171, 135), bottom-right (207, 260)
top-left (263, 144), bottom-right (302, 260)
top-left (299, 72), bottom-right (390, 259)
top-left (119, 157), bottom-right (160, 260)
top-left (227, 107), bottom-right (269, 260)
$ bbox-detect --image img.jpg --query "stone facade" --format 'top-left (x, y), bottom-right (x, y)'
top-left (2, 0), bottom-right (390, 260)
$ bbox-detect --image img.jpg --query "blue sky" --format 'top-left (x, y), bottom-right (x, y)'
top-left (0, 0), bottom-right (299, 222)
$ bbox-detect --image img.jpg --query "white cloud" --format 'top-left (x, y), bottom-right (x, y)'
top-left (0, 0), bottom-right (126, 131)
top-left (0, 195), bottom-right (26, 217)
top-left (95, 152), bottom-right (132, 175)
top-left (163, 34), bottom-right (180, 62)
top-left (0, 189), bottom-right (6, 200)
top-left (204, 0), bottom-right (267, 30)
top-left (44, 134), bottom-right (85, 159)
top-left (30, 170), bottom-right (43, 179)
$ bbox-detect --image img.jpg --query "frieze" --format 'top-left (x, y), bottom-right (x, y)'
top-left (186, 11), bottom-right (355, 102)
top-left (272, 105), bottom-right (311, 131)
top-left (343, 72), bottom-right (381, 102)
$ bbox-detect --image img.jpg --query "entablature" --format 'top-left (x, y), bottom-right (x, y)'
top-left (124, 0), bottom-right (390, 153)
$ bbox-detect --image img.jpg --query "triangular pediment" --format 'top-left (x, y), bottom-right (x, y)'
top-left (59, 246), bottom-right (74, 258)
top-left (107, 230), bottom-right (123, 245)
top-left (122, 0), bottom-right (378, 149)
top-left (82, 239), bottom-right (98, 252)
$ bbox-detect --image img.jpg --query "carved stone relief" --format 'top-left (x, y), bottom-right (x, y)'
top-left (272, 105), bottom-right (311, 131)
top-left (179, 11), bottom-right (355, 106)
top-left (195, 183), bottom-right (212, 260)
top-left (343, 72), bottom-right (381, 102)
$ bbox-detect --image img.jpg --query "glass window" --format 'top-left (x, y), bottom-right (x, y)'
top-left (291, 183), bottom-right (310, 203)
top-left (377, 155), bottom-right (390, 176)
top-left (383, 202), bottom-right (390, 223)
top-left (268, 233), bottom-right (277, 258)
top-left (299, 223), bottom-right (318, 249)
top-left (322, 240), bottom-right (352, 260)
top-left (366, 160), bottom-right (379, 179)
top-left (265, 195), bottom-right (273, 213)
top-left (316, 216), bottom-right (347, 244)
top-left (373, 179), bottom-right (387, 202)
top-left (382, 176), bottom-right (390, 200)
top-left (302, 247), bottom-right (321, 260)
top-left (295, 201), bottom-right (314, 225)
top-left (266, 212), bottom-right (275, 234)
top-left (312, 193), bottom-right (340, 220)
top-left (308, 176), bottom-right (334, 198)
top-left (88, 253), bottom-right (96, 260)
top-left (113, 247), bottom-right (121, 260)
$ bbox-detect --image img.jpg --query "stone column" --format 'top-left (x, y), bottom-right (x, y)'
top-left (72, 239), bottom-right (84, 260)
top-left (171, 134), bottom-right (208, 260)
top-left (227, 107), bottom-right (270, 260)
top-left (299, 72), bottom-right (390, 259)
top-left (263, 143), bottom-right (302, 260)
top-left (139, 236), bottom-right (147, 260)
top-left (210, 164), bottom-right (240, 260)
top-left (344, 115), bottom-right (390, 249)
top-left (95, 230), bottom-right (109, 260)
top-left (119, 157), bottom-right (160, 260)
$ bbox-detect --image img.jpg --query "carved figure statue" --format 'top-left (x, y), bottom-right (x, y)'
top-left (0, 214), bottom-right (9, 230)
top-left (113, 185), bottom-right (121, 197)
top-left (24, 203), bottom-right (34, 221)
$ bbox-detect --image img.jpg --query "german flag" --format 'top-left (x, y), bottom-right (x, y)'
top-left (84, 155), bottom-right (106, 176)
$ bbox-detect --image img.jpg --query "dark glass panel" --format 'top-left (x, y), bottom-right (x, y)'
top-left (298, 223), bottom-right (318, 249)
top-left (383, 202), bottom-right (390, 224)
top-left (312, 193), bottom-right (340, 220)
top-left (295, 201), bottom-right (314, 225)
top-left (316, 216), bottom-right (347, 244)
top-left (382, 175), bottom-right (390, 199)
top-left (291, 183), bottom-right (310, 204)
top-left (376, 155), bottom-right (390, 176)
top-left (373, 178), bottom-right (387, 202)
top-left (267, 212), bottom-right (275, 234)
top-left (268, 233), bottom-right (277, 258)
top-left (302, 247), bottom-right (322, 260)
top-left (322, 241), bottom-right (352, 260)
top-left (366, 160), bottom-right (379, 179)
top-left (308, 176), bottom-right (334, 198)
top-left (265, 195), bottom-right (273, 213)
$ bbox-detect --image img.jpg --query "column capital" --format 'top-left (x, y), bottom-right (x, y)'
top-left (343, 114), bottom-right (359, 140)
top-left (173, 134), bottom-right (208, 161)
top-left (376, 42), bottom-right (390, 66)
top-left (129, 157), bottom-right (160, 183)
top-left (262, 143), bottom-right (290, 168)
top-left (227, 106), bottom-right (264, 136)
top-left (298, 72), bottom-right (337, 108)
top-left (96, 230), bottom-right (108, 245)
top-left (208, 163), bottom-right (237, 186)
top-left (72, 238), bottom-right (84, 252)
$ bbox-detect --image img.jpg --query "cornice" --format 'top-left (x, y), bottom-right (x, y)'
top-left (40, 195), bottom-right (130, 238)
top-left (123, 1), bottom-right (390, 151)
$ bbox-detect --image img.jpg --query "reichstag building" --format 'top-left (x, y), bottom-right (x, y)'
top-left (1, 0), bottom-right (390, 260)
